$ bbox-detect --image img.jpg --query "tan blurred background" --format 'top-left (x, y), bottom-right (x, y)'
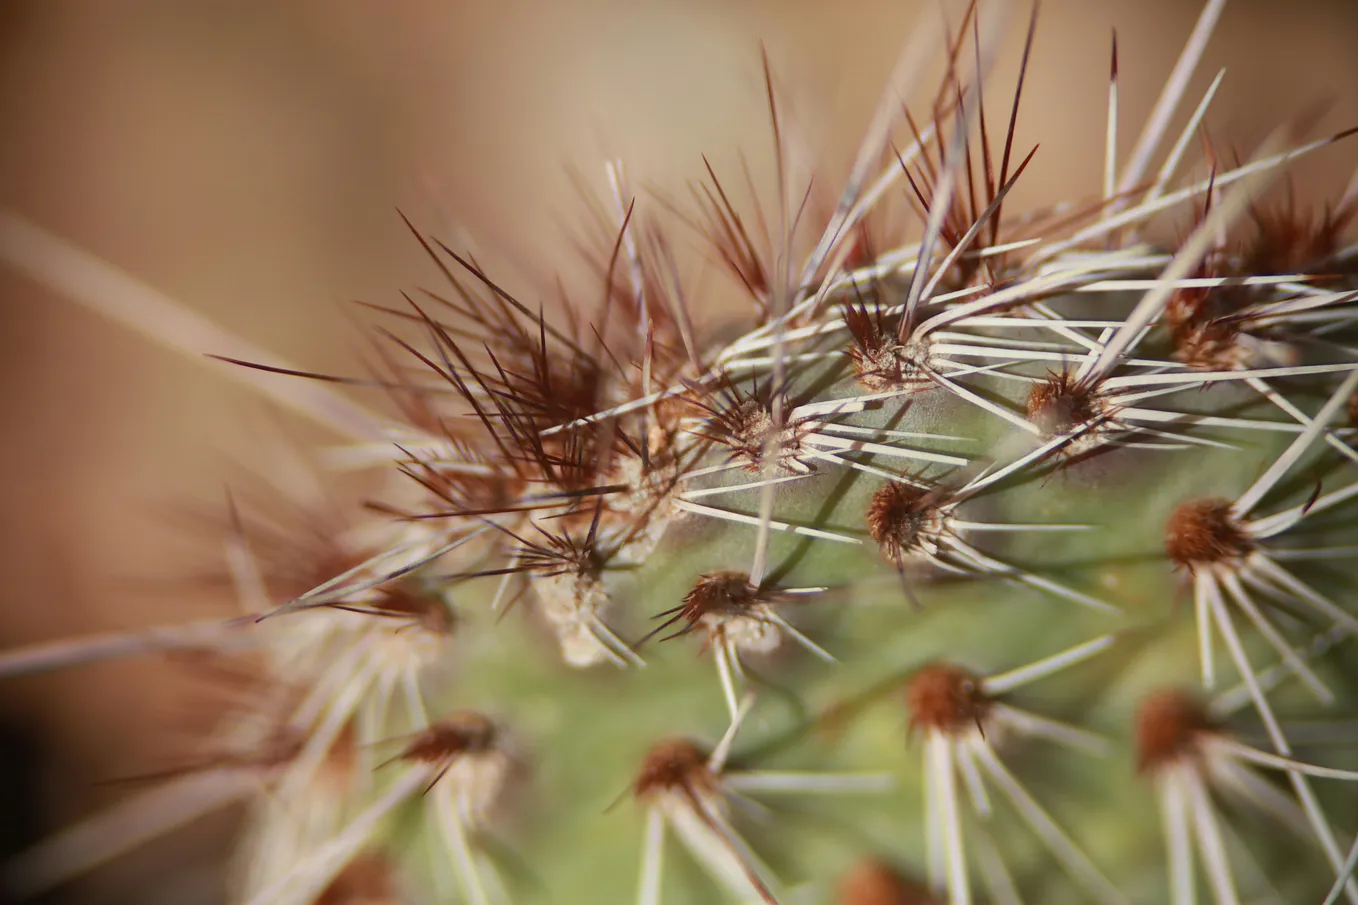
top-left (0, 1), bottom-right (1355, 902)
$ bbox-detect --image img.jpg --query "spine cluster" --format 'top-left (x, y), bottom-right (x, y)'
top-left (3, 2), bottom-right (1358, 904)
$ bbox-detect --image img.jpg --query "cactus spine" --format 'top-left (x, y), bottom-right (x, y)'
top-left (5, 2), bottom-right (1358, 904)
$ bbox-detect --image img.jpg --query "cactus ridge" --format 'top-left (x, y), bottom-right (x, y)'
top-left (5, 2), bottom-right (1358, 904)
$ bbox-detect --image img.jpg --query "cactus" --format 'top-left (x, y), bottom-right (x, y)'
top-left (5, 2), bottom-right (1358, 904)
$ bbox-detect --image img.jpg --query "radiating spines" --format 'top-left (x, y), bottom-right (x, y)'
top-left (642, 570), bottom-right (832, 719)
top-left (392, 712), bottom-right (515, 824)
top-left (1134, 688), bottom-right (1358, 905)
top-left (680, 374), bottom-right (818, 477)
top-left (865, 467), bottom-right (1114, 613)
top-left (239, 711), bottom-right (518, 905)
top-left (630, 725), bottom-right (780, 905)
top-left (1159, 370), bottom-right (1358, 701)
top-left (1025, 369), bottom-right (1110, 443)
top-left (630, 701), bottom-right (892, 905)
top-left (841, 292), bottom-right (938, 395)
top-left (902, 636), bottom-right (1122, 905)
top-left (866, 481), bottom-right (952, 570)
top-left (1158, 167), bottom-right (1358, 372)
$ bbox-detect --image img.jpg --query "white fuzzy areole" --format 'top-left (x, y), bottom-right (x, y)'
top-left (701, 604), bottom-right (782, 655)
top-left (442, 747), bottom-right (515, 828)
top-left (606, 432), bottom-right (699, 564)
top-left (855, 334), bottom-right (935, 393)
top-left (530, 570), bottom-right (614, 667)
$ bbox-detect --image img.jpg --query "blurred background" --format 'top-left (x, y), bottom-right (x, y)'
top-left (0, 1), bottom-right (1355, 902)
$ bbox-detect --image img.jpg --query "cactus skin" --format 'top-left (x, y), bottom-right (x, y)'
top-left (5, 3), bottom-right (1358, 905)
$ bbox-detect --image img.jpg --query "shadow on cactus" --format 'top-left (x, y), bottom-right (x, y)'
top-left (5, 1), bottom-right (1358, 903)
